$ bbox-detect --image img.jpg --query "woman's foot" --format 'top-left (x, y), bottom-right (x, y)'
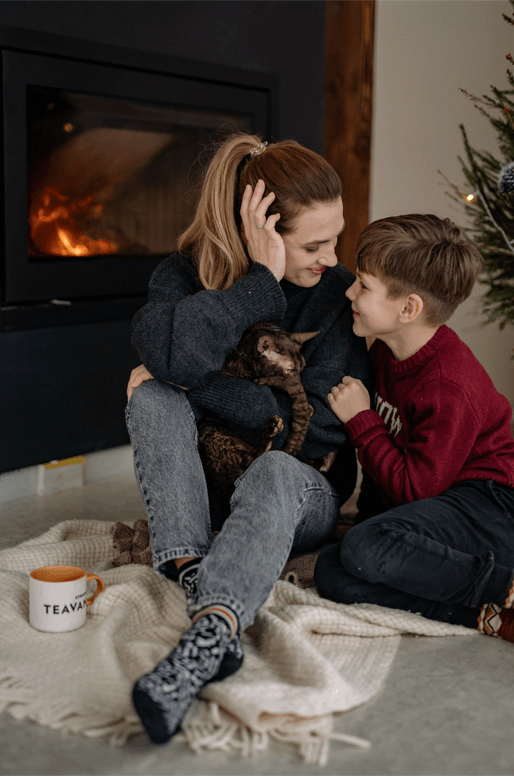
top-left (132, 610), bottom-right (240, 744)
top-left (214, 633), bottom-right (244, 681)
top-left (177, 560), bottom-right (244, 681)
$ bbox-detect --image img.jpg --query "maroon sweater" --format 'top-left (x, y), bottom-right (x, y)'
top-left (345, 325), bottom-right (514, 506)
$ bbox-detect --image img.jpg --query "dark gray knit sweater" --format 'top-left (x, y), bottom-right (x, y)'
top-left (132, 252), bottom-right (373, 492)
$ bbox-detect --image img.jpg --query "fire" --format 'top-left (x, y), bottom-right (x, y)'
top-left (29, 186), bottom-right (118, 256)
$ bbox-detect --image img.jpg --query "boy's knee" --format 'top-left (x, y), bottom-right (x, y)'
top-left (314, 543), bottom-right (374, 604)
top-left (340, 521), bottom-right (388, 581)
top-left (340, 519), bottom-right (409, 584)
top-left (314, 543), bottom-right (343, 599)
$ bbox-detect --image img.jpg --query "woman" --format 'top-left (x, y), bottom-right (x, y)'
top-left (125, 133), bottom-right (372, 744)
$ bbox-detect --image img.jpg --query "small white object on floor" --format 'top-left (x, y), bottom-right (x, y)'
top-left (37, 457), bottom-right (85, 496)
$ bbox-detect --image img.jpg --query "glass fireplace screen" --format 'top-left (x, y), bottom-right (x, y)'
top-left (27, 86), bottom-right (251, 260)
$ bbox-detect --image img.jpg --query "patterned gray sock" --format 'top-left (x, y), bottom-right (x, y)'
top-left (178, 562), bottom-right (244, 682)
top-left (132, 611), bottom-right (235, 744)
top-left (177, 559), bottom-right (201, 601)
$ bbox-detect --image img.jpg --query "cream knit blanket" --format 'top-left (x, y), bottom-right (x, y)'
top-left (0, 519), bottom-right (477, 766)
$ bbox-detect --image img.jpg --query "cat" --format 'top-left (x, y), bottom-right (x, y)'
top-left (197, 323), bottom-right (336, 494)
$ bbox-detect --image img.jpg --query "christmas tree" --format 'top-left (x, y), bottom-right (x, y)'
top-left (447, 1), bottom-right (514, 340)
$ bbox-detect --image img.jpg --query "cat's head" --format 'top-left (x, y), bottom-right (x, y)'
top-left (249, 325), bottom-right (319, 377)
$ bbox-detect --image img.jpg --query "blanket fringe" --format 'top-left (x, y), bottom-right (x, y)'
top-left (0, 673), bottom-right (31, 696)
top-left (0, 666), bottom-right (141, 746)
top-left (271, 729), bottom-right (370, 767)
top-left (178, 702), bottom-right (269, 759)
top-left (0, 667), bottom-right (369, 762)
top-left (178, 700), bottom-right (371, 767)
top-left (83, 716), bottom-right (143, 746)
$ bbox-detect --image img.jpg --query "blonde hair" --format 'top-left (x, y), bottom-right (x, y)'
top-left (356, 214), bottom-right (484, 325)
top-left (178, 133), bottom-right (341, 290)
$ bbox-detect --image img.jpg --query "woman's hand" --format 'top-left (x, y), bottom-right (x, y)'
top-left (127, 365), bottom-right (189, 401)
top-left (127, 364), bottom-right (154, 401)
top-left (240, 179), bottom-right (286, 282)
top-left (328, 376), bottom-right (370, 424)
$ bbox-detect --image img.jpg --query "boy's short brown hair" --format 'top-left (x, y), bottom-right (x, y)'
top-left (356, 214), bottom-right (484, 326)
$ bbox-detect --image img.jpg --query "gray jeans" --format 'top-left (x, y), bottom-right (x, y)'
top-left (125, 380), bottom-right (340, 630)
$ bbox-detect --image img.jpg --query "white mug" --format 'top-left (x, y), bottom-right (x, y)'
top-left (29, 565), bottom-right (105, 633)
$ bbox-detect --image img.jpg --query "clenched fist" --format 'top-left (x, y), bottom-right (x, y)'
top-left (328, 376), bottom-right (370, 424)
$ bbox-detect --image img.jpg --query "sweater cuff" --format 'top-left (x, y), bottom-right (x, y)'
top-left (345, 408), bottom-right (386, 444)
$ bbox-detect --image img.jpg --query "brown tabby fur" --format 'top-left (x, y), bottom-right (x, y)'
top-left (197, 323), bottom-right (336, 494)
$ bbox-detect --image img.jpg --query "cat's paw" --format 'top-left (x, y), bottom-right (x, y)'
top-left (274, 416), bottom-right (284, 435)
top-left (307, 403), bottom-right (314, 417)
top-left (309, 449), bottom-right (337, 473)
top-left (267, 415), bottom-right (284, 437)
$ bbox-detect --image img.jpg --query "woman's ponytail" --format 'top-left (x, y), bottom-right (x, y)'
top-left (178, 132), bottom-right (341, 291)
top-left (178, 133), bottom-right (263, 290)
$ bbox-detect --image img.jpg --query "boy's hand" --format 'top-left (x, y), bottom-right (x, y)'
top-left (328, 377), bottom-right (370, 423)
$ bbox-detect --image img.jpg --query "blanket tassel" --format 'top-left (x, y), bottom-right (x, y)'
top-left (273, 729), bottom-right (371, 767)
top-left (178, 702), bottom-right (269, 759)
top-left (83, 716), bottom-right (143, 746)
top-left (179, 701), bottom-right (370, 767)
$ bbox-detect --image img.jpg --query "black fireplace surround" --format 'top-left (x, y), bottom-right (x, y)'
top-left (0, 24), bottom-right (277, 332)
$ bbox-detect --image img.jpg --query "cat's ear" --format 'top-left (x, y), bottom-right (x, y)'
top-left (257, 335), bottom-right (277, 353)
top-left (290, 331), bottom-right (320, 346)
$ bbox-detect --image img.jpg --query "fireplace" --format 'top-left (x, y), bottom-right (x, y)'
top-left (0, 27), bottom-right (276, 330)
top-left (27, 87), bottom-right (240, 262)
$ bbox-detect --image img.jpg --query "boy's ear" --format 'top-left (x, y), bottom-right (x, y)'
top-left (399, 293), bottom-right (424, 323)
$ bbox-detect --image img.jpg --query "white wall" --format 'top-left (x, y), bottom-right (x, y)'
top-left (371, 0), bottom-right (514, 404)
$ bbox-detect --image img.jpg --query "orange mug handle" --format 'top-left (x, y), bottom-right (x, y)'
top-left (86, 574), bottom-right (105, 606)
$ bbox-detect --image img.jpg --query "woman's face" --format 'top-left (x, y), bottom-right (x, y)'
top-left (282, 198), bottom-right (345, 287)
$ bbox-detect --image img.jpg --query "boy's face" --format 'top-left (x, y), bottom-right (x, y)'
top-left (346, 271), bottom-right (405, 339)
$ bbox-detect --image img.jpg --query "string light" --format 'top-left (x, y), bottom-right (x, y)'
top-left (458, 190), bottom-right (479, 202)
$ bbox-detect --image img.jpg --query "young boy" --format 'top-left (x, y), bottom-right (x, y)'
top-left (314, 214), bottom-right (514, 642)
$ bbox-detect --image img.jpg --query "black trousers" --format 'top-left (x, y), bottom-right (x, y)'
top-left (314, 480), bottom-right (514, 629)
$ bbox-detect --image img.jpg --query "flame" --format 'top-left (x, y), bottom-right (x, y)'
top-left (29, 187), bottom-right (117, 256)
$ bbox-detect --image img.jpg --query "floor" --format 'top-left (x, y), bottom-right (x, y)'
top-left (1, 473), bottom-right (514, 776)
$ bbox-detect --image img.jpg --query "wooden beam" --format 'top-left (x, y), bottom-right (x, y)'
top-left (324, 0), bottom-right (375, 273)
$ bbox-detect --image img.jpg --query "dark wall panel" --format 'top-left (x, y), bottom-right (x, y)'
top-left (0, 0), bottom-right (325, 151)
top-left (0, 0), bottom-right (326, 473)
top-left (0, 321), bottom-right (140, 472)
